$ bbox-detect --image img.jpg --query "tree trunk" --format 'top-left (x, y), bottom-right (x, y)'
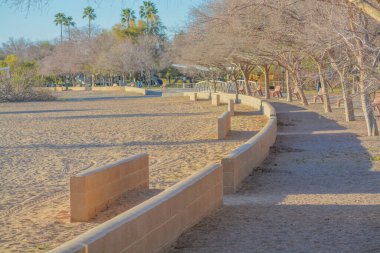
top-left (242, 70), bottom-right (252, 96)
top-left (359, 75), bottom-right (379, 136)
top-left (317, 64), bottom-right (332, 113)
top-left (286, 70), bottom-right (292, 102)
top-left (91, 74), bottom-right (95, 87)
top-left (88, 19), bottom-right (91, 39)
top-left (294, 71), bottom-right (309, 106)
top-left (339, 73), bottom-right (355, 122)
top-left (263, 65), bottom-right (270, 99)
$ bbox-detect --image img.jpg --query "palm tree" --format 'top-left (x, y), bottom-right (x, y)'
top-left (139, 1), bottom-right (158, 34)
top-left (121, 8), bottom-right (136, 28)
top-left (83, 6), bottom-right (96, 38)
top-left (63, 16), bottom-right (75, 40)
top-left (54, 12), bottom-right (66, 42)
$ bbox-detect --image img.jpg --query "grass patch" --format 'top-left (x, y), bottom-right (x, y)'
top-left (371, 156), bottom-right (380, 161)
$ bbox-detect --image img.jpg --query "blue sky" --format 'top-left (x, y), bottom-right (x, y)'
top-left (0, 0), bottom-right (205, 44)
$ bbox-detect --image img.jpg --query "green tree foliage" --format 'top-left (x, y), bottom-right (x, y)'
top-left (63, 16), bottom-right (75, 40)
top-left (83, 6), bottom-right (96, 38)
top-left (139, 1), bottom-right (166, 37)
top-left (121, 8), bottom-right (136, 28)
top-left (54, 12), bottom-right (66, 42)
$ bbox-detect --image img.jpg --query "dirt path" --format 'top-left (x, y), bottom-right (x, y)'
top-left (170, 101), bottom-right (380, 253)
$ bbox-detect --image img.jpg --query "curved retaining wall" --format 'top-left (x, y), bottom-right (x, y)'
top-left (51, 163), bottom-right (223, 253)
top-left (219, 93), bottom-right (277, 193)
top-left (183, 92), bottom-right (277, 194)
top-left (51, 91), bottom-right (276, 253)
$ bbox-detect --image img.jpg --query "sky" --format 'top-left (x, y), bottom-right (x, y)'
top-left (0, 0), bottom-right (206, 44)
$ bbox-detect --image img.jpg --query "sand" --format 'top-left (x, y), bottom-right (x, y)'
top-left (0, 94), bottom-right (266, 252)
top-left (170, 99), bottom-right (380, 253)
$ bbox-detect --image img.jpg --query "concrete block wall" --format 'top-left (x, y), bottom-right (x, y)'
top-left (124, 86), bottom-right (147, 95)
top-left (212, 94), bottom-right (220, 106)
top-left (70, 154), bottom-right (149, 222)
top-left (51, 163), bottom-right (223, 253)
top-left (70, 87), bottom-right (86, 91)
top-left (34, 87), bottom-right (63, 92)
top-left (184, 92), bottom-right (211, 100)
top-left (189, 92), bottom-right (197, 101)
top-left (92, 87), bottom-right (126, 92)
top-left (228, 99), bottom-right (235, 116)
top-left (218, 111), bottom-right (231, 140)
top-left (220, 94), bottom-right (277, 194)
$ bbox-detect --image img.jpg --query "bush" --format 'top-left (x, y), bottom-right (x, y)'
top-left (0, 68), bottom-right (55, 103)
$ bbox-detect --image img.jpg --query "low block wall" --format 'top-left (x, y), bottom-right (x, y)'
top-left (35, 87), bottom-right (63, 92)
top-left (222, 115), bottom-right (277, 193)
top-left (92, 86), bottom-right (126, 92)
top-left (70, 87), bottom-right (86, 91)
top-left (70, 154), bottom-right (149, 222)
top-left (184, 92), bottom-right (211, 100)
top-left (212, 94), bottom-right (220, 106)
top-left (124, 86), bottom-right (147, 95)
top-left (228, 99), bottom-right (235, 116)
top-left (184, 92), bottom-right (277, 194)
top-left (221, 95), bottom-right (277, 194)
top-left (218, 112), bottom-right (231, 140)
top-left (189, 92), bottom-right (197, 101)
top-left (52, 163), bottom-right (223, 253)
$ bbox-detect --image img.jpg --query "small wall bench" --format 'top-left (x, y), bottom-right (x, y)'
top-left (70, 153), bottom-right (149, 222)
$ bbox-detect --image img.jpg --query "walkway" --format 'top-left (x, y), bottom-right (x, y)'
top-left (170, 101), bottom-right (380, 253)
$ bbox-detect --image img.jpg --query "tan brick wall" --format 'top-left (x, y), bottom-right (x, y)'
top-left (212, 94), bottom-right (220, 106)
top-left (218, 94), bottom-right (277, 194)
top-left (91, 86), bottom-right (126, 92)
top-left (70, 154), bottom-right (149, 222)
top-left (124, 86), bottom-right (147, 95)
top-left (228, 99), bottom-right (235, 116)
top-left (218, 111), bottom-right (231, 140)
top-left (189, 92), bottom-right (197, 101)
top-left (51, 163), bottom-right (223, 253)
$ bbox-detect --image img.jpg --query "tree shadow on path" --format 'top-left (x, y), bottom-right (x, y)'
top-left (170, 101), bottom-right (380, 253)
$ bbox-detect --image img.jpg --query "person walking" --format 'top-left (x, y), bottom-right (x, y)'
top-left (316, 78), bottom-right (322, 92)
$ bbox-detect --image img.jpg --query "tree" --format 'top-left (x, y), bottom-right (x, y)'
top-left (83, 6), bottom-right (96, 39)
top-left (121, 8), bottom-right (136, 28)
top-left (139, 1), bottom-right (158, 34)
top-left (63, 16), bottom-right (75, 40)
top-left (54, 12), bottom-right (66, 43)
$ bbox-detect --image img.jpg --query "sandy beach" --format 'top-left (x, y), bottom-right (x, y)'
top-left (0, 94), bottom-right (266, 252)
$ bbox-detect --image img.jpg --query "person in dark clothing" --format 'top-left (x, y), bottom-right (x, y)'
top-left (316, 78), bottom-right (322, 92)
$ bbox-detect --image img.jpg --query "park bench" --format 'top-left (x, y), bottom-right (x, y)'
top-left (373, 93), bottom-right (380, 112)
top-left (270, 85), bottom-right (283, 98)
top-left (238, 85), bottom-right (245, 95)
top-left (251, 83), bottom-right (263, 97)
top-left (292, 86), bottom-right (301, 100)
top-left (336, 97), bottom-right (344, 108)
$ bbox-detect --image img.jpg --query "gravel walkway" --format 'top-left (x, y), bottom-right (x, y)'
top-left (170, 101), bottom-right (380, 253)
